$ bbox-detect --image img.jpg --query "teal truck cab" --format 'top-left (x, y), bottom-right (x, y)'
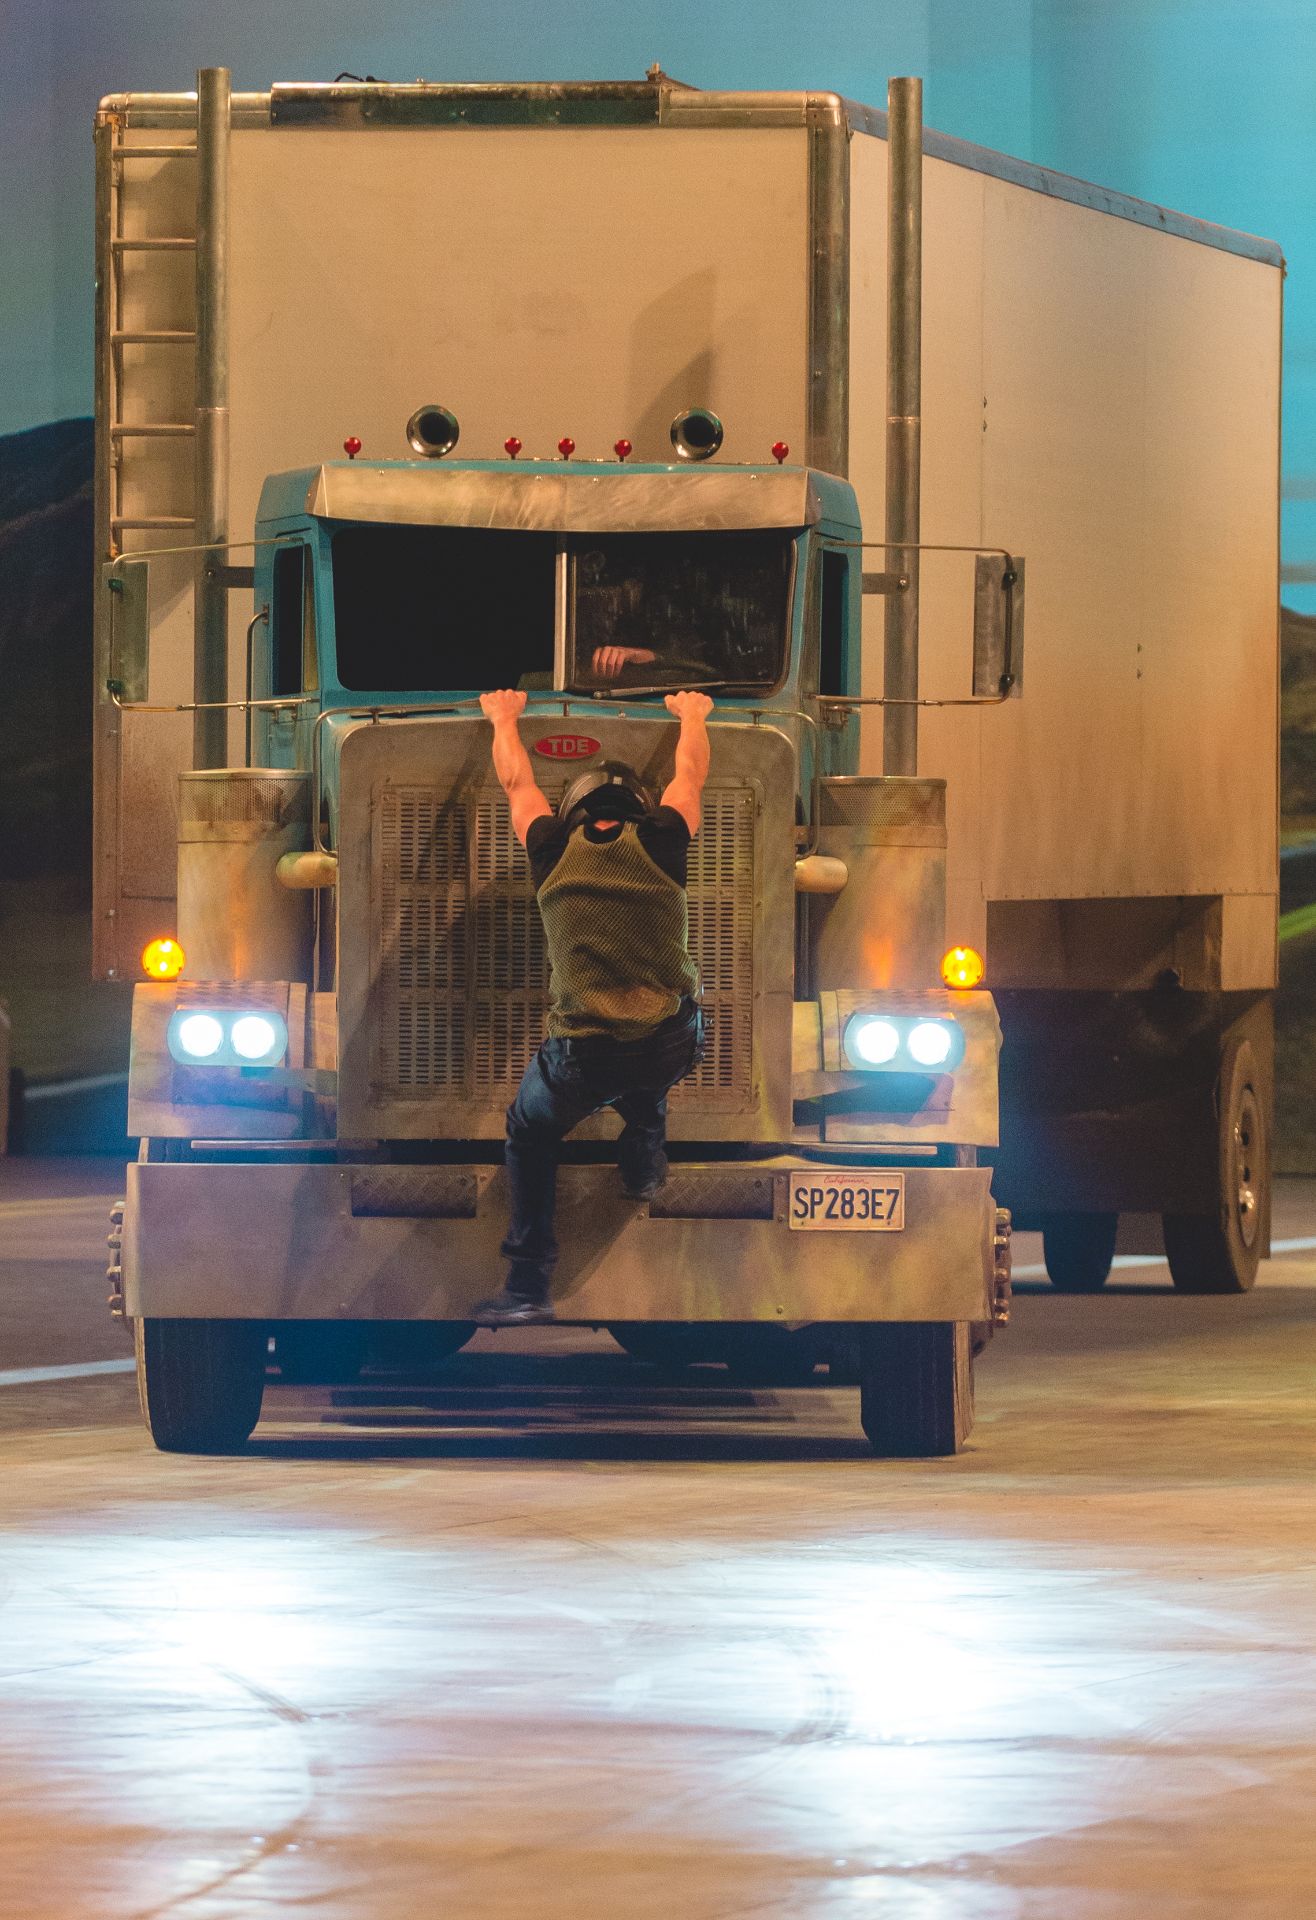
top-left (118, 449), bottom-right (1008, 1455)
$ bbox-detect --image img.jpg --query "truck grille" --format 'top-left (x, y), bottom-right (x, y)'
top-left (375, 783), bottom-right (756, 1112)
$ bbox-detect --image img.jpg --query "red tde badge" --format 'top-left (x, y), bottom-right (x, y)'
top-left (533, 734), bottom-right (601, 760)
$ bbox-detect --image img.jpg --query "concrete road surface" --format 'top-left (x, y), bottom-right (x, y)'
top-left (1, 1156), bottom-right (1314, 1919)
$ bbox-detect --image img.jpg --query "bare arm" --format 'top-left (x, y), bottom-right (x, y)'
top-left (479, 689), bottom-right (552, 846)
top-left (660, 690), bottom-right (714, 836)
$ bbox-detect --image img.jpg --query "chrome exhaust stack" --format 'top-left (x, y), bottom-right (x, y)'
top-left (406, 403), bottom-right (461, 457)
top-left (669, 407), bottom-right (723, 462)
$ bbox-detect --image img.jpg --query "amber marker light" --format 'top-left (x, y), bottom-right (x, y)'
top-left (142, 937), bottom-right (185, 980)
top-left (941, 945), bottom-right (985, 990)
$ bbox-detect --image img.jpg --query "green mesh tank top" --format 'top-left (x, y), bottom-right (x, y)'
top-left (536, 822), bottom-right (699, 1039)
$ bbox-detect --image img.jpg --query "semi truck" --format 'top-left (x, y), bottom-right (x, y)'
top-left (94, 70), bottom-right (1281, 1456)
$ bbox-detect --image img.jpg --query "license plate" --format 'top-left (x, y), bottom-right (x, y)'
top-left (788, 1171), bottom-right (905, 1231)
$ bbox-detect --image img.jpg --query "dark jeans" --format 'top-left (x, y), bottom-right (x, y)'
top-left (501, 1001), bottom-right (702, 1301)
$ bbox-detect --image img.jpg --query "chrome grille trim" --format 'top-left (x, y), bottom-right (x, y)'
top-left (377, 789), bottom-right (469, 1091)
top-left (679, 786), bottom-right (755, 1107)
top-left (470, 791), bottom-right (552, 1089)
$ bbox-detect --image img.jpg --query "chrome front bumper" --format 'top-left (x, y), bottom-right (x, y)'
top-left (123, 1160), bottom-right (998, 1323)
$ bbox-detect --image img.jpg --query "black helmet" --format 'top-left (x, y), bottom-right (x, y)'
top-left (559, 761), bottom-right (655, 830)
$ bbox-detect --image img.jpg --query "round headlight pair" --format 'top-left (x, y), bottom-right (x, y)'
top-left (168, 1008), bottom-right (289, 1068)
top-left (845, 1013), bottom-right (961, 1072)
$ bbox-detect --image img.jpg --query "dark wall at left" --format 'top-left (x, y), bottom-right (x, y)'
top-left (0, 419), bottom-right (94, 887)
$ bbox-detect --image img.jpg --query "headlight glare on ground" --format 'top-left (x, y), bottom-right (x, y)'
top-left (907, 1020), bottom-right (955, 1067)
top-left (175, 1013), bottom-right (224, 1059)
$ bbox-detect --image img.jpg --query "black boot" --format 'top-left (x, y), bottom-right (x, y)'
top-left (619, 1145), bottom-right (668, 1202)
top-left (473, 1267), bottom-right (555, 1326)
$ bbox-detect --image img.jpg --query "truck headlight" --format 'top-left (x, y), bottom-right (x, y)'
top-left (174, 1012), bottom-right (224, 1060)
top-left (907, 1020), bottom-right (955, 1067)
top-left (843, 1013), bottom-right (963, 1072)
top-left (230, 1014), bottom-right (283, 1062)
top-left (846, 1016), bottom-right (902, 1065)
top-left (167, 1008), bottom-right (289, 1068)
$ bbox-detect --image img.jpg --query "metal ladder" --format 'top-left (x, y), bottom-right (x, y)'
top-left (104, 127), bottom-right (197, 546)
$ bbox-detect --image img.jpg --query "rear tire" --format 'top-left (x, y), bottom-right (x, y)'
top-left (134, 1318), bottom-right (266, 1454)
top-left (1042, 1212), bottom-right (1118, 1292)
top-left (1164, 1039), bottom-right (1267, 1294)
top-left (858, 1322), bottom-right (974, 1457)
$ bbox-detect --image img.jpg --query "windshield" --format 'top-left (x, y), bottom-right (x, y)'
top-left (568, 532), bottom-right (792, 693)
top-left (331, 525), bottom-right (556, 693)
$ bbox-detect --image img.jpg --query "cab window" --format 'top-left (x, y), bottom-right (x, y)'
top-left (567, 531), bottom-right (791, 693)
top-left (330, 525), bottom-right (556, 693)
top-left (272, 546), bottom-right (306, 696)
top-left (819, 549), bottom-right (849, 697)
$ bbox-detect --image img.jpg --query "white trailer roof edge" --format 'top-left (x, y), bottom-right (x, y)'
top-left (95, 82), bottom-right (1283, 270)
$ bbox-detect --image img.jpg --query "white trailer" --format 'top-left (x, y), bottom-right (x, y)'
top-left (95, 72), bottom-right (1280, 1450)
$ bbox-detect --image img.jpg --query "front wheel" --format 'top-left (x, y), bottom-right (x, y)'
top-left (134, 1318), bottom-right (266, 1454)
top-left (1164, 1038), bottom-right (1268, 1294)
top-left (858, 1322), bottom-right (974, 1457)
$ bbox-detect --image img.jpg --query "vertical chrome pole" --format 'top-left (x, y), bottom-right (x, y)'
top-left (194, 65), bottom-right (230, 768)
top-left (883, 76), bottom-right (923, 776)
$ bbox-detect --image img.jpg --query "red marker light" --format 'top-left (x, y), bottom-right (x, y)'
top-left (558, 436), bottom-right (576, 460)
top-left (771, 440), bottom-right (789, 465)
top-left (504, 435), bottom-right (523, 459)
top-left (343, 435), bottom-right (362, 460)
top-left (614, 438), bottom-right (633, 462)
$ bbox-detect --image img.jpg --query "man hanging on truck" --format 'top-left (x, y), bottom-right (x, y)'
top-left (473, 687), bottom-right (714, 1325)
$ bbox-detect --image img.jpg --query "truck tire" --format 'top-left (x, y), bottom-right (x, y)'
top-left (1041, 1212), bottom-right (1118, 1292)
top-left (134, 1318), bottom-right (266, 1454)
top-left (858, 1322), bottom-right (974, 1457)
top-left (1163, 1039), bottom-right (1266, 1294)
